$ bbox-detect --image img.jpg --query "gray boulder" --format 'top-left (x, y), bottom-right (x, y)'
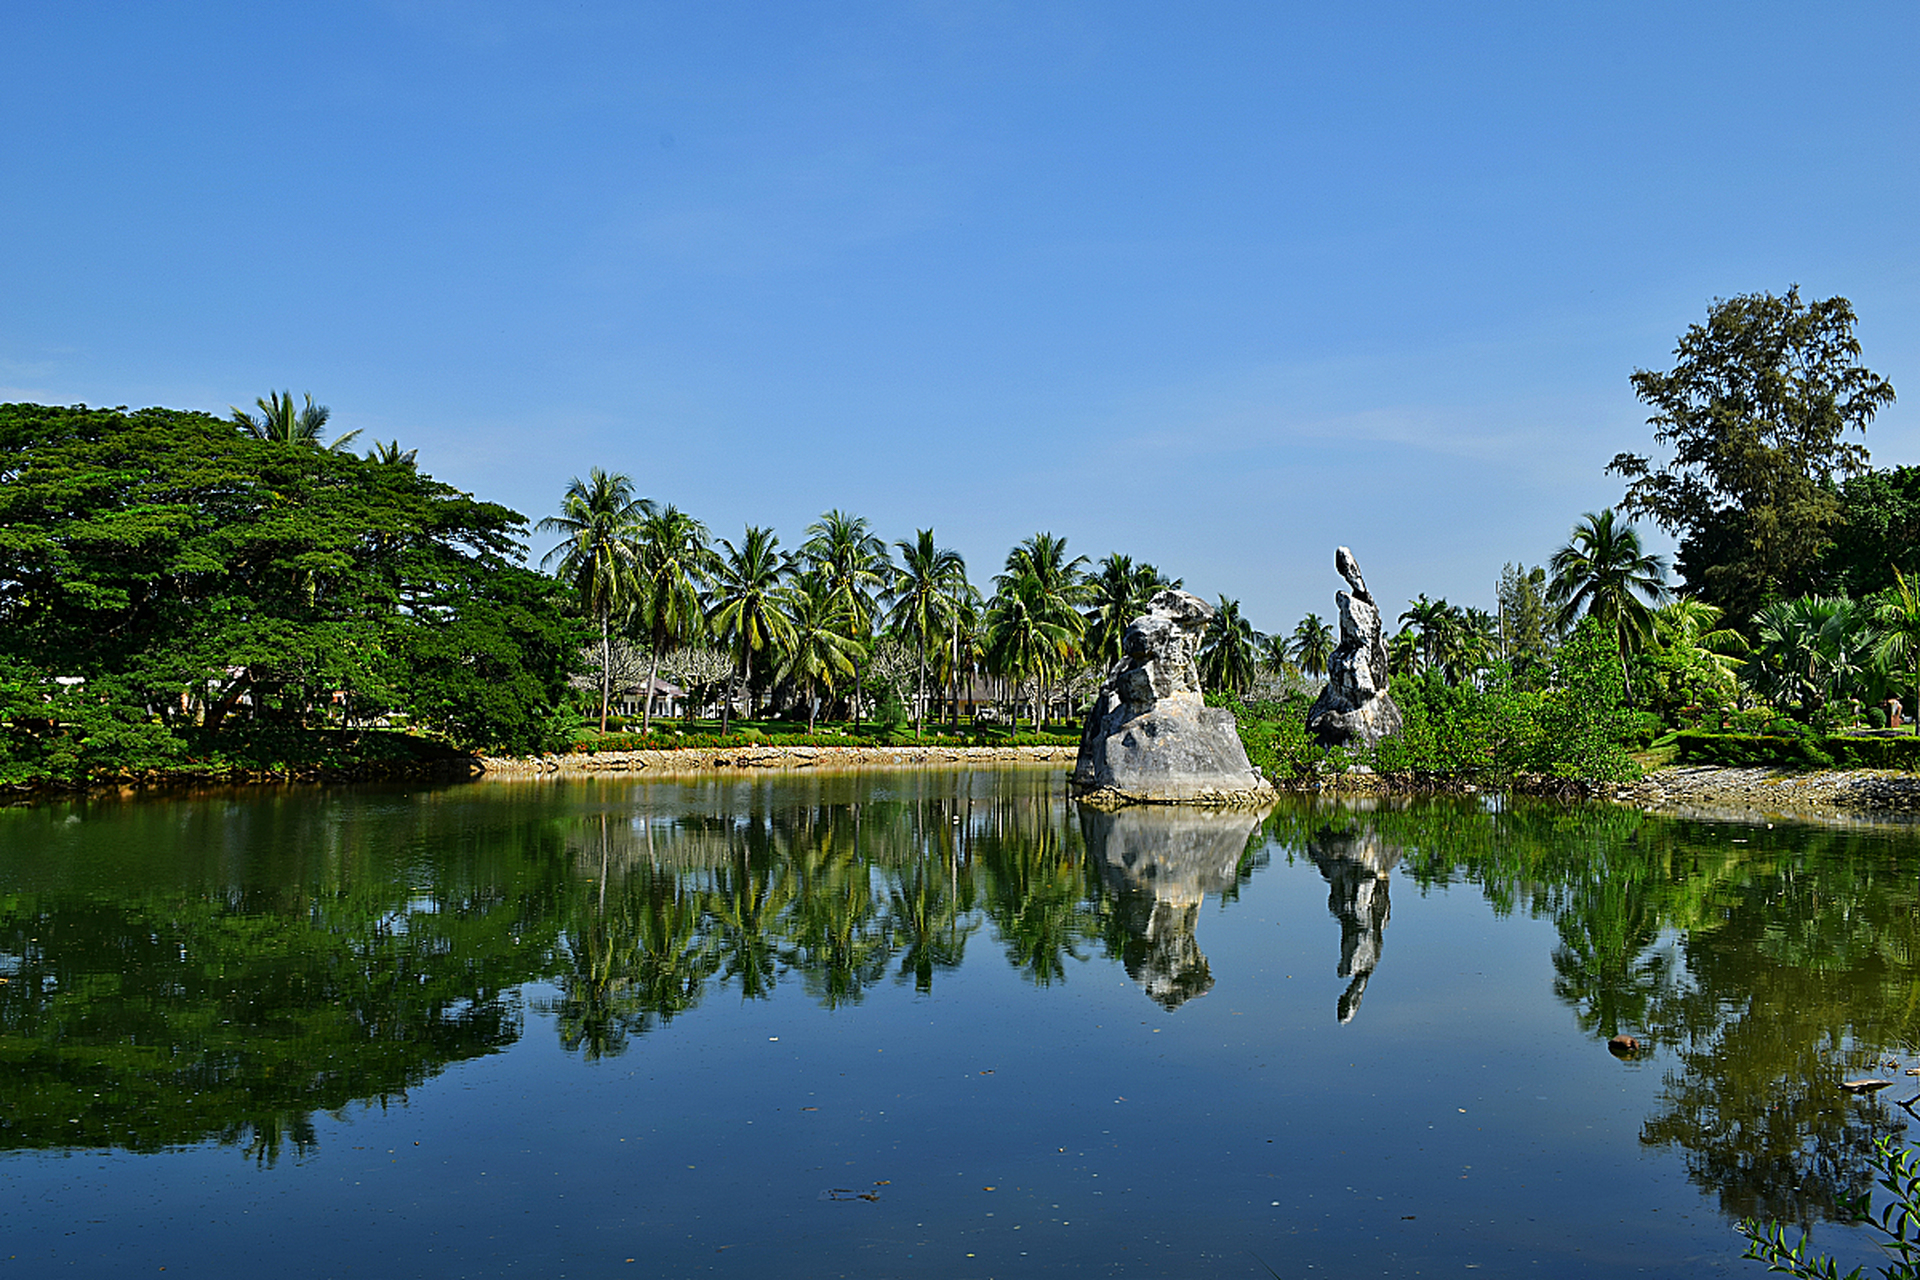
top-left (1071, 589), bottom-right (1276, 805)
top-left (1306, 547), bottom-right (1403, 748)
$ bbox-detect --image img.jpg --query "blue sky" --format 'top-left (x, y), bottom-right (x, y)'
top-left (5, 1), bottom-right (1915, 634)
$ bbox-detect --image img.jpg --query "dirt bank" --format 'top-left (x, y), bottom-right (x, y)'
top-left (477, 743), bottom-right (1079, 776)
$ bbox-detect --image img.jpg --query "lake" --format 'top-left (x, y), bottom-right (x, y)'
top-left (3, 765), bottom-right (1916, 1278)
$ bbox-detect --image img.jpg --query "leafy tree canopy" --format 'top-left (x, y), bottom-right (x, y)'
top-left (0, 402), bottom-right (583, 775)
top-left (1609, 287), bottom-right (1895, 624)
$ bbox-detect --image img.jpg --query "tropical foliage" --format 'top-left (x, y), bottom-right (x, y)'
top-left (0, 402), bottom-right (581, 783)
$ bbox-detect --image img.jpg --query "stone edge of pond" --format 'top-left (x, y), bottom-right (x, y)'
top-left (475, 743), bottom-right (1080, 775)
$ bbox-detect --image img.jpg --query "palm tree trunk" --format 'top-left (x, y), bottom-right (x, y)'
top-left (914, 631), bottom-right (927, 740)
top-left (642, 632), bottom-right (663, 734)
top-left (599, 614), bottom-right (612, 733)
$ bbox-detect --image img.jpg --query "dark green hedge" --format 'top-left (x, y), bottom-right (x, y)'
top-left (1673, 731), bottom-right (1920, 771)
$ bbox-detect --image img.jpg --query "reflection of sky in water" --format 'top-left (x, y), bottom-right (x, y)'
top-left (0, 772), bottom-right (1912, 1277)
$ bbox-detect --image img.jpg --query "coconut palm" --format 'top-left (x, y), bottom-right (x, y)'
top-left (1201, 596), bottom-right (1262, 695)
top-left (1398, 595), bottom-right (1456, 675)
top-left (984, 569), bottom-right (1082, 729)
top-left (1547, 509), bottom-right (1669, 698)
top-left (364, 439), bottom-right (418, 468)
top-left (707, 525), bottom-right (796, 734)
top-left (802, 511), bottom-right (892, 722)
top-left (779, 573), bottom-right (864, 731)
top-left (1289, 613), bottom-right (1335, 680)
top-left (1875, 570), bottom-right (1920, 734)
top-left (1084, 554), bottom-right (1171, 672)
top-left (231, 390), bottom-right (361, 452)
top-left (887, 530), bottom-right (969, 737)
top-left (536, 469), bottom-right (651, 731)
top-left (634, 504), bottom-right (718, 733)
top-left (990, 534), bottom-right (1090, 727)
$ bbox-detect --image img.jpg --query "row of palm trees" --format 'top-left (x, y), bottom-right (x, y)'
top-left (535, 469), bottom-right (1252, 734)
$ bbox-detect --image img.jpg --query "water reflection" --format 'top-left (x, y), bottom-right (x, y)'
top-left (1078, 805), bottom-right (1264, 1009)
top-left (1303, 815), bottom-right (1402, 1023)
top-left (8, 776), bottom-right (1920, 1241)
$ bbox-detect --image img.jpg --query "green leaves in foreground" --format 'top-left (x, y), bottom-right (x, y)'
top-left (1739, 1135), bottom-right (1920, 1279)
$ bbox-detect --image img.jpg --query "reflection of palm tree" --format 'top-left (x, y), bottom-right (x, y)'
top-left (889, 858), bottom-right (978, 993)
top-left (704, 847), bottom-right (793, 1002)
top-left (977, 794), bottom-right (1098, 985)
top-left (536, 469), bottom-right (650, 732)
top-left (708, 525), bottom-right (795, 733)
top-left (781, 825), bottom-right (895, 1007)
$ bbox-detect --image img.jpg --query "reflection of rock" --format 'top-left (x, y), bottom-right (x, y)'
top-left (1072, 589), bottom-right (1276, 806)
top-left (1079, 804), bottom-right (1266, 1009)
top-left (1305, 820), bottom-right (1402, 1023)
top-left (1306, 547), bottom-right (1404, 748)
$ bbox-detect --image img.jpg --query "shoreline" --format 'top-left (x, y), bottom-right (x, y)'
top-left (1606, 764), bottom-right (1920, 825)
top-left (475, 743), bottom-right (1080, 776)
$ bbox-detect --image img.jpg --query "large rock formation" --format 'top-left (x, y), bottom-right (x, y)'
top-left (1071, 589), bottom-right (1276, 806)
top-left (1306, 547), bottom-right (1403, 748)
top-left (1079, 804), bottom-right (1267, 1009)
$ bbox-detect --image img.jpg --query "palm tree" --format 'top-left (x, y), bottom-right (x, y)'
top-left (536, 469), bottom-right (651, 732)
top-left (634, 504), bottom-right (717, 733)
top-left (984, 569), bottom-right (1081, 729)
top-left (364, 439), bottom-right (418, 468)
top-left (887, 530), bottom-right (968, 737)
top-left (707, 525), bottom-right (796, 733)
top-left (802, 511), bottom-right (892, 722)
top-left (1547, 509), bottom-right (1669, 699)
top-left (1653, 599), bottom-right (1747, 708)
top-left (1201, 596), bottom-right (1262, 696)
top-left (1289, 613), bottom-right (1335, 680)
top-left (1875, 569), bottom-right (1920, 734)
top-left (1398, 595), bottom-right (1455, 675)
top-left (231, 390), bottom-right (361, 452)
top-left (780, 573), bottom-right (865, 731)
top-left (1084, 554), bottom-right (1170, 672)
top-left (990, 534), bottom-right (1090, 728)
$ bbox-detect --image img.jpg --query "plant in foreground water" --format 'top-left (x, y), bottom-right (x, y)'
top-left (1739, 1136), bottom-right (1920, 1279)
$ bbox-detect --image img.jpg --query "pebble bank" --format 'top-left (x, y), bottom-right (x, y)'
top-left (1611, 764), bottom-right (1920, 825)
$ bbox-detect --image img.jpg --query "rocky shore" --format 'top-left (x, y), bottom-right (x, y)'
top-left (1610, 764), bottom-right (1920, 824)
top-left (477, 743), bottom-right (1078, 776)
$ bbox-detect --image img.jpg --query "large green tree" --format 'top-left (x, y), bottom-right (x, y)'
top-left (1609, 287), bottom-right (1895, 623)
top-left (0, 402), bottom-right (580, 774)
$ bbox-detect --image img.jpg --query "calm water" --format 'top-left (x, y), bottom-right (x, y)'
top-left (3, 766), bottom-right (1919, 1278)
